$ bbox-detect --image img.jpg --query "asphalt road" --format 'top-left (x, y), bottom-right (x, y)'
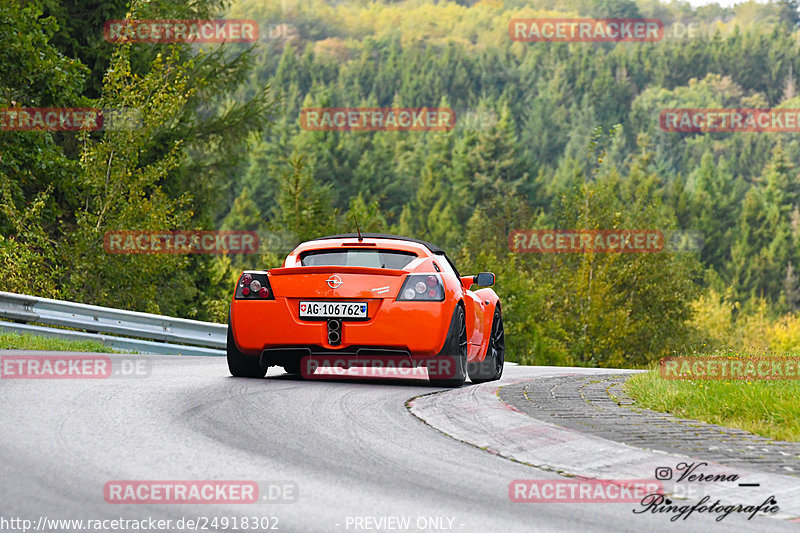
top-left (0, 352), bottom-right (796, 533)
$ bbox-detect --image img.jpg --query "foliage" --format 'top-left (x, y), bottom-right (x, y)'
top-left (6, 0), bottom-right (800, 365)
top-left (626, 357), bottom-right (800, 442)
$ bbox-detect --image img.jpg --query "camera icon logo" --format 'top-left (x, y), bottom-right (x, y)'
top-left (655, 467), bottom-right (673, 480)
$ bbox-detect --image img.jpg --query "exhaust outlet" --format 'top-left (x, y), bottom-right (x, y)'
top-left (327, 319), bottom-right (342, 345)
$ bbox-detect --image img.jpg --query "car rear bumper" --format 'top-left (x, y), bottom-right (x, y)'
top-left (258, 345), bottom-right (410, 366)
top-left (230, 298), bottom-right (456, 357)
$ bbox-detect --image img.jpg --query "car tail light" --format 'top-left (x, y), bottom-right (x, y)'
top-left (235, 271), bottom-right (274, 300)
top-left (397, 274), bottom-right (444, 301)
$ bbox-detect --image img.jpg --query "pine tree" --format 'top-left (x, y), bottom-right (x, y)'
top-left (783, 263), bottom-right (800, 312)
top-left (729, 145), bottom-right (799, 304)
top-left (688, 152), bottom-right (738, 273)
top-left (221, 187), bottom-right (267, 232)
top-left (450, 104), bottom-right (526, 227)
top-left (269, 155), bottom-right (338, 244)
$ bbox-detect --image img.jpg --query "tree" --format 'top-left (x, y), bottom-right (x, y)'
top-left (783, 263), bottom-right (800, 312)
top-left (0, 1), bottom-right (86, 295)
top-left (451, 104), bottom-right (526, 229)
top-left (269, 155), bottom-right (338, 244)
top-left (66, 44), bottom-right (197, 315)
top-left (729, 145), bottom-right (799, 307)
top-left (546, 136), bottom-right (700, 366)
top-left (688, 152), bottom-right (738, 273)
top-left (221, 187), bottom-right (267, 232)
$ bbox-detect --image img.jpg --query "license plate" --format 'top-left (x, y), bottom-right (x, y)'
top-left (299, 301), bottom-right (367, 319)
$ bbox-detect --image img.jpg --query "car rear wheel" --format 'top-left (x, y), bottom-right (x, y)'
top-left (227, 322), bottom-right (267, 378)
top-left (428, 304), bottom-right (467, 388)
top-left (468, 308), bottom-right (504, 383)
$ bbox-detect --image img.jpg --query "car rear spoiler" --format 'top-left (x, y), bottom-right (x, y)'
top-left (268, 266), bottom-right (407, 277)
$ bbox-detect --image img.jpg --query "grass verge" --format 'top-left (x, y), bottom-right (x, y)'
top-left (625, 353), bottom-right (800, 442)
top-left (0, 332), bottom-right (119, 353)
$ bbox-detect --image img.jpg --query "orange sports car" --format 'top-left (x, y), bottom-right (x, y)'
top-left (226, 233), bottom-right (504, 387)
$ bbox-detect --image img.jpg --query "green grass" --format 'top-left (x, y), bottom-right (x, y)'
top-left (0, 332), bottom-right (121, 353)
top-left (625, 353), bottom-right (800, 442)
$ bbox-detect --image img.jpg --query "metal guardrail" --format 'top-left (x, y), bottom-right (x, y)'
top-left (0, 291), bottom-right (226, 356)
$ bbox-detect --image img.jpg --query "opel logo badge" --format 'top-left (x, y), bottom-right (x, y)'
top-left (326, 275), bottom-right (343, 289)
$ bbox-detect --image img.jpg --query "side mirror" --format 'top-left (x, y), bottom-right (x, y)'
top-left (474, 272), bottom-right (495, 287)
top-left (460, 276), bottom-right (474, 290)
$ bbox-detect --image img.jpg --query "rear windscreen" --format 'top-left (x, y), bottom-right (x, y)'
top-left (300, 249), bottom-right (417, 269)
